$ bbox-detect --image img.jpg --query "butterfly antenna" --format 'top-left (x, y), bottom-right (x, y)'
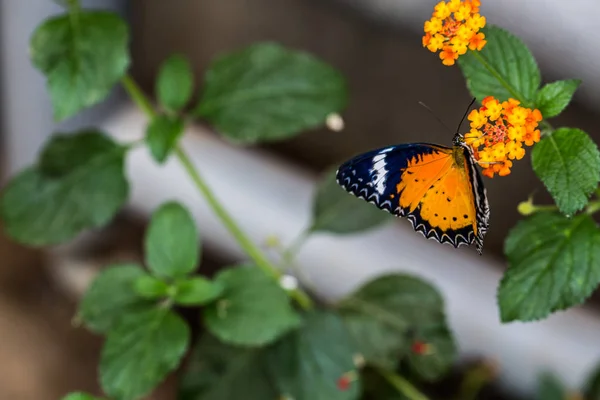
top-left (455, 97), bottom-right (477, 134)
top-left (418, 101), bottom-right (453, 134)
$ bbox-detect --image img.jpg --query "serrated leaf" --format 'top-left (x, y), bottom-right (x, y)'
top-left (499, 213), bottom-right (600, 322)
top-left (145, 115), bottom-right (184, 164)
top-left (265, 310), bottom-right (360, 400)
top-left (536, 372), bottom-right (566, 400)
top-left (61, 393), bottom-right (103, 400)
top-left (145, 201), bottom-right (200, 278)
top-left (203, 264), bottom-right (301, 346)
top-left (133, 275), bottom-right (169, 299)
top-left (78, 264), bottom-right (152, 334)
top-left (100, 308), bottom-right (190, 400)
top-left (196, 42), bottom-right (347, 143)
top-left (458, 25), bottom-right (540, 104)
top-left (0, 131), bottom-right (129, 246)
top-left (179, 334), bottom-right (277, 400)
top-left (30, 11), bottom-right (129, 121)
top-left (338, 274), bottom-right (456, 379)
top-left (535, 79), bottom-right (581, 118)
top-left (311, 167), bottom-right (393, 234)
top-left (173, 277), bottom-right (224, 306)
top-left (532, 128), bottom-right (600, 215)
top-left (156, 54), bottom-right (194, 112)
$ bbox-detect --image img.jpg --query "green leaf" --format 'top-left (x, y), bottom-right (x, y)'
top-left (145, 201), bottom-right (200, 278)
top-left (39, 130), bottom-right (118, 175)
top-left (531, 128), bottom-right (600, 215)
top-left (78, 264), bottom-right (152, 334)
top-left (100, 308), bottom-right (190, 400)
top-left (195, 42), bottom-right (347, 143)
top-left (0, 131), bottom-right (129, 246)
top-left (30, 11), bottom-right (129, 121)
top-left (265, 310), bottom-right (361, 400)
top-left (156, 54), bottom-right (194, 112)
top-left (458, 25), bottom-right (540, 104)
top-left (584, 362), bottom-right (600, 399)
top-left (311, 167), bottom-right (393, 234)
top-left (499, 212), bottom-right (600, 322)
top-left (179, 334), bottom-right (277, 400)
top-left (133, 274), bottom-right (169, 299)
top-left (145, 115), bottom-right (184, 163)
top-left (536, 372), bottom-right (566, 400)
top-left (535, 79), bottom-right (581, 118)
top-left (61, 393), bottom-right (103, 400)
top-left (203, 264), bottom-right (301, 346)
top-left (338, 274), bottom-right (456, 380)
top-left (173, 277), bottom-right (224, 306)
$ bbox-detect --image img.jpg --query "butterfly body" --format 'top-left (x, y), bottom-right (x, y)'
top-left (336, 138), bottom-right (490, 254)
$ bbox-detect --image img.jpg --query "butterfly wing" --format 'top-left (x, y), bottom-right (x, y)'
top-left (336, 143), bottom-right (489, 253)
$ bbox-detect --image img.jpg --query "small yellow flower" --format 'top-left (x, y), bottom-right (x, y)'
top-left (451, 37), bottom-right (468, 55)
top-left (506, 140), bottom-right (525, 160)
top-left (448, 0), bottom-right (462, 12)
top-left (454, 4), bottom-right (472, 21)
top-left (434, 2), bottom-right (451, 19)
top-left (464, 96), bottom-right (543, 178)
top-left (468, 109), bottom-right (487, 129)
top-left (427, 34), bottom-right (446, 52)
top-left (439, 46), bottom-right (459, 66)
top-left (422, 0), bottom-right (487, 66)
top-left (424, 18), bottom-right (443, 34)
top-left (469, 32), bottom-right (487, 50)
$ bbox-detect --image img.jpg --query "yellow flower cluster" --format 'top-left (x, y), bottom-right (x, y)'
top-left (464, 96), bottom-right (542, 178)
top-left (422, 0), bottom-right (487, 66)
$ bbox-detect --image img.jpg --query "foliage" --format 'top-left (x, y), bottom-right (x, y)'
top-left (6, 1), bottom-right (600, 400)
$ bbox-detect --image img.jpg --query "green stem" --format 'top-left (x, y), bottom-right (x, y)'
top-left (121, 76), bottom-right (156, 117)
top-left (282, 229), bottom-right (310, 266)
top-left (174, 146), bottom-right (278, 279)
top-left (586, 201), bottom-right (600, 215)
top-left (120, 75), bottom-right (313, 310)
top-left (455, 362), bottom-right (496, 400)
top-left (377, 368), bottom-right (430, 400)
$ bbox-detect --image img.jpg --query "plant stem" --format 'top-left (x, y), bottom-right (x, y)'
top-left (282, 229), bottom-right (310, 266)
top-left (121, 75), bottom-right (156, 117)
top-left (587, 201), bottom-right (600, 215)
top-left (455, 361), bottom-right (497, 400)
top-left (377, 368), bottom-right (430, 400)
top-left (120, 75), bottom-right (314, 310)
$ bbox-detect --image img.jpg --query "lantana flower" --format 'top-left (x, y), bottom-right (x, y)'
top-left (464, 96), bottom-right (542, 178)
top-left (422, 0), bottom-right (487, 66)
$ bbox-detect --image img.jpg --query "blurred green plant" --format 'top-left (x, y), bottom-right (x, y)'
top-left (2, 0), bottom-right (600, 399)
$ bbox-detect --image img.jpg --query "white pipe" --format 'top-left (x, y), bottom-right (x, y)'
top-left (101, 104), bottom-right (599, 396)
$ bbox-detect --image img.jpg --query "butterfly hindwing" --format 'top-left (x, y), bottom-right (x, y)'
top-left (336, 143), bottom-right (489, 253)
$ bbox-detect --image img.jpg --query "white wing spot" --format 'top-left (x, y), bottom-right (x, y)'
top-left (370, 147), bottom-right (394, 195)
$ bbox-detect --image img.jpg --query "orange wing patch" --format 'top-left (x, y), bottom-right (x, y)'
top-left (418, 164), bottom-right (477, 234)
top-left (395, 149), bottom-right (478, 247)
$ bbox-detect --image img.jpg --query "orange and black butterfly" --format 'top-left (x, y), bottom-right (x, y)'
top-left (336, 110), bottom-right (490, 254)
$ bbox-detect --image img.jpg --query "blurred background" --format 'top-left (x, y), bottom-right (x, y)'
top-left (1, 0), bottom-right (600, 399)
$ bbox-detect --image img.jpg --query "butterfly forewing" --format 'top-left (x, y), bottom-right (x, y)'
top-left (336, 142), bottom-right (489, 254)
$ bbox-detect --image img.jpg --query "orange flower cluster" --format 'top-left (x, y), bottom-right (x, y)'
top-left (422, 0), bottom-right (487, 66)
top-left (464, 96), bottom-right (542, 178)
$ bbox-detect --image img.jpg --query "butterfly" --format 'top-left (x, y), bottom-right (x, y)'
top-left (336, 127), bottom-right (490, 255)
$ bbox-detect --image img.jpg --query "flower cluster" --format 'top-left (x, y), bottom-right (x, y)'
top-left (422, 0), bottom-right (487, 66)
top-left (464, 96), bottom-right (542, 178)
